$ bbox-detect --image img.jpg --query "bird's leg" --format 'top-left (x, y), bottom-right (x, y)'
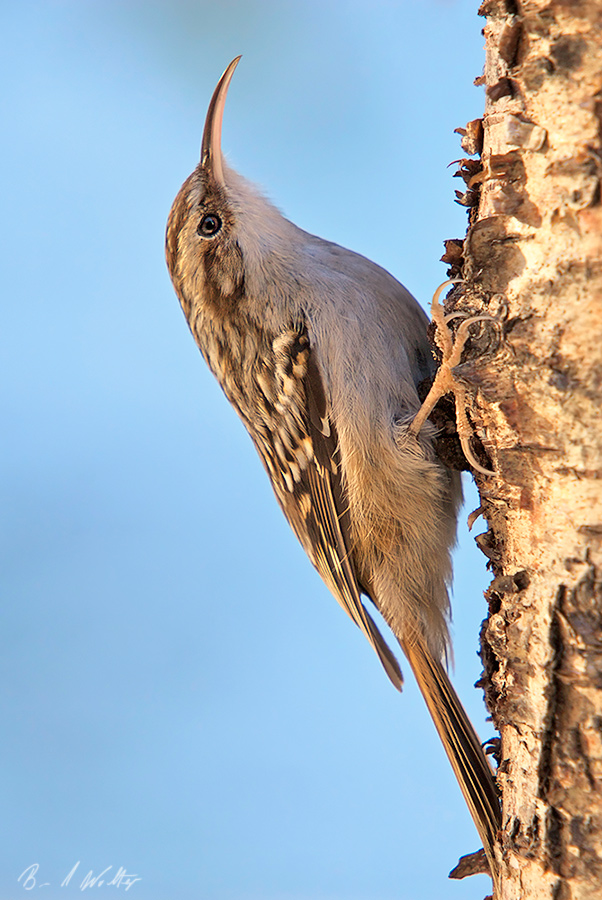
top-left (410, 279), bottom-right (497, 477)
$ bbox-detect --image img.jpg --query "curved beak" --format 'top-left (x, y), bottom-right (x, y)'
top-left (200, 56), bottom-right (241, 187)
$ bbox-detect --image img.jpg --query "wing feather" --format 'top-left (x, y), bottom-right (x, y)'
top-left (250, 324), bottom-right (403, 690)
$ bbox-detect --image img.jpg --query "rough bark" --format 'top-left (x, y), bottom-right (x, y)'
top-left (444, 2), bottom-right (602, 897)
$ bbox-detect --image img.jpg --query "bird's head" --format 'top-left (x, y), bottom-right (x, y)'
top-left (165, 57), bottom-right (298, 323)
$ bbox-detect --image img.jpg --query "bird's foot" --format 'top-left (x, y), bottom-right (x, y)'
top-left (409, 279), bottom-right (498, 476)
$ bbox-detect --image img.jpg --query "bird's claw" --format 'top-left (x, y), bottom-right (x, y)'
top-left (410, 279), bottom-right (498, 476)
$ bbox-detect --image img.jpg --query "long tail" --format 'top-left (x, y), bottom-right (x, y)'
top-left (401, 637), bottom-right (501, 895)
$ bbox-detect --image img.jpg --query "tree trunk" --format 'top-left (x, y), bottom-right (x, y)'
top-left (447, 2), bottom-right (602, 897)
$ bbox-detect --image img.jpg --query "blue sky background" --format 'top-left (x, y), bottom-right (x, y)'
top-left (1, 2), bottom-right (496, 898)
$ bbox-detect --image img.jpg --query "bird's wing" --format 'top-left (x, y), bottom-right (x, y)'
top-left (249, 325), bottom-right (403, 690)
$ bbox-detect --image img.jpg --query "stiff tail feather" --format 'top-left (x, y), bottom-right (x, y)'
top-left (401, 637), bottom-right (501, 895)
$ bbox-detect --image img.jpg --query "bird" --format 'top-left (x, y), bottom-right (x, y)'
top-left (165, 57), bottom-right (501, 889)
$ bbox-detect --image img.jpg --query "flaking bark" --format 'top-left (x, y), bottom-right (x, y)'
top-left (444, 1), bottom-right (602, 897)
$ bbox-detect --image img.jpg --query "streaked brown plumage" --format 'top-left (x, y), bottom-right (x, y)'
top-left (165, 57), bottom-right (500, 891)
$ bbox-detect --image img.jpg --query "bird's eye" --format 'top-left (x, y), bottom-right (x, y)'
top-left (197, 213), bottom-right (222, 238)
